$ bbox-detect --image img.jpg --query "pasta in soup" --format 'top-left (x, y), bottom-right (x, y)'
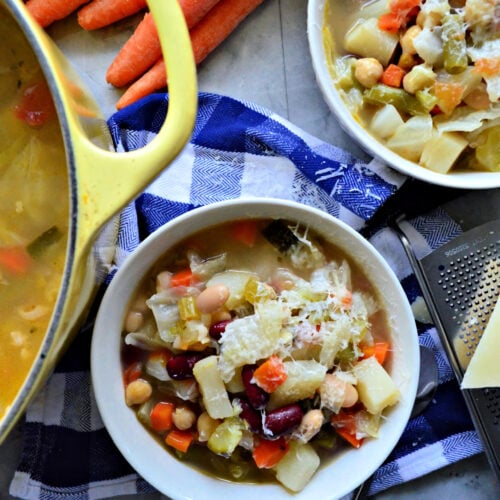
top-left (0, 11), bottom-right (68, 419)
top-left (324, 0), bottom-right (500, 174)
top-left (120, 218), bottom-right (400, 492)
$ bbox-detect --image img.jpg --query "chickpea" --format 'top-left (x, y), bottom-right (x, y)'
top-left (295, 409), bottom-right (325, 443)
top-left (125, 310), bottom-right (144, 333)
top-left (400, 25), bottom-right (422, 55)
top-left (197, 411), bottom-right (220, 442)
top-left (125, 378), bottom-right (152, 406)
top-left (172, 406), bottom-right (197, 430)
top-left (354, 58), bottom-right (384, 89)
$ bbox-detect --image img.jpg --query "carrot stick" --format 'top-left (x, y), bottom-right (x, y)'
top-left (77, 0), bottom-right (147, 30)
top-left (115, 0), bottom-right (265, 109)
top-left (107, 1), bottom-right (222, 87)
top-left (165, 429), bottom-right (195, 453)
top-left (25, 0), bottom-right (90, 28)
top-left (106, 13), bottom-right (160, 87)
top-left (252, 356), bottom-right (288, 393)
top-left (150, 401), bottom-right (175, 432)
top-left (252, 437), bottom-right (289, 469)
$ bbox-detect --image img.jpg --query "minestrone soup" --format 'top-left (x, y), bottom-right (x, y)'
top-left (120, 218), bottom-right (400, 492)
top-left (0, 10), bottom-right (68, 419)
top-left (324, 0), bottom-right (500, 174)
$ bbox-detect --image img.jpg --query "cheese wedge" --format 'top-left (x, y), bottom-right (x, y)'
top-left (461, 297), bottom-right (500, 389)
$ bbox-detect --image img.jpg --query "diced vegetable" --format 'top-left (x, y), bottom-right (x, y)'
top-left (192, 355), bottom-right (233, 419)
top-left (229, 220), bottom-right (259, 247)
top-left (165, 429), bottom-right (195, 453)
top-left (352, 356), bottom-right (400, 414)
top-left (0, 246), bottom-right (32, 275)
top-left (207, 417), bottom-right (245, 455)
top-left (344, 17), bottom-right (399, 67)
top-left (364, 84), bottom-right (426, 115)
top-left (27, 226), bottom-right (62, 258)
top-left (420, 131), bottom-right (468, 173)
top-left (386, 115), bottom-right (433, 161)
top-left (206, 270), bottom-right (257, 310)
top-left (319, 316), bottom-right (353, 368)
top-left (252, 437), bottom-right (289, 469)
top-left (361, 342), bottom-right (390, 365)
top-left (252, 355), bottom-right (288, 393)
top-left (150, 402), bottom-right (175, 432)
top-left (171, 268), bottom-right (197, 288)
top-left (441, 13), bottom-right (468, 75)
top-left (369, 104), bottom-right (404, 138)
top-left (270, 360), bottom-right (327, 408)
top-left (275, 441), bottom-right (320, 493)
top-left (474, 126), bottom-right (500, 172)
top-left (380, 64), bottom-right (406, 88)
top-left (262, 220), bottom-right (299, 254)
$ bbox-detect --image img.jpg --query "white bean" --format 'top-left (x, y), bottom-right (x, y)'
top-left (197, 411), bottom-right (220, 442)
top-left (195, 284), bottom-right (230, 314)
top-left (125, 311), bottom-right (144, 332)
top-left (296, 409), bottom-right (325, 443)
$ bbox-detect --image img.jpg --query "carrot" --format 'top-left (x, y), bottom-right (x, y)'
top-left (433, 81), bottom-right (464, 115)
top-left (252, 355), bottom-right (288, 393)
top-left (115, 0), bottom-right (265, 109)
top-left (15, 80), bottom-right (56, 127)
top-left (0, 246), bottom-right (33, 275)
top-left (330, 410), bottom-right (364, 449)
top-left (252, 437), bottom-right (289, 469)
top-left (378, 0), bottom-right (420, 32)
top-left (123, 361), bottom-right (143, 385)
top-left (473, 58), bottom-right (500, 77)
top-left (25, 0), bottom-right (90, 28)
top-left (106, 13), bottom-right (160, 88)
top-left (380, 64), bottom-right (406, 88)
top-left (361, 342), bottom-right (390, 365)
top-left (378, 12), bottom-right (401, 33)
top-left (77, 0), bottom-right (146, 31)
top-left (150, 401), bottom-right (175, 432)
top-left (107, 1), bottom-right (222, 87)
top-left (336, 427), bottom-right (364, 449)
top-left (165, 429), bottom-right (195, 453)
top-left (170, 269), bottom-right (196, 288)
top-left (229, 220), bottom-right (259, 247)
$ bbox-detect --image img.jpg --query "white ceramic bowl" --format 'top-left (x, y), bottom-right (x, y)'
top-left (91, 198), bottom-right (419, 500)
top-left (307, 0), bottom-right (500, 190)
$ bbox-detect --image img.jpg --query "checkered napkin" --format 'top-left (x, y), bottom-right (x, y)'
top-left (10, 93), bottom-right (482, 499)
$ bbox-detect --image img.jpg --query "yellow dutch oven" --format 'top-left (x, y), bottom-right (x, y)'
top-left (0, 0), bottom-right (197, 443)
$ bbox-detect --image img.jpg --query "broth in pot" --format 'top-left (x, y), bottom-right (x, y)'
top-left (0, 10), bottom-right (68, 420)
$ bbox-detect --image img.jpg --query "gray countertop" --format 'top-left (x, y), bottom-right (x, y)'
top-left (0, 0), bottom-right (498, 498)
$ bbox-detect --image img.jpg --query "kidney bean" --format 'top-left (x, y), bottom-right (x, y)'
top-left (236, 398), bottom-right (263, 433)
top-left (208, 319), bottom-right (231, 341)
top-left (241, 365), bottom-right (269, 410)
top-left (167, 352), bottom-right (206, 380)
top-left (263, 404), bottom-right (304, 438)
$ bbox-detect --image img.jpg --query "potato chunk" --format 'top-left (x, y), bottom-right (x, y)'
top-left (193, 355), bottom-right (233, 419)
top-left (352, 356), bottom-right (399, 414)
top-left (275, 441), bottom-right (320, 492)
top-left (269, 360), bottom-right (327, 408)
top-left (344, 18), bottom-right (399, 66)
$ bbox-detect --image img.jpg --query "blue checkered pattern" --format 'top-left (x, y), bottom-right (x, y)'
top-left (9, 93), bottom-right (481, 499)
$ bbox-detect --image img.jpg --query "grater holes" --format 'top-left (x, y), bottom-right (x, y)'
top-left (483, 388), bottom-right (500, 425)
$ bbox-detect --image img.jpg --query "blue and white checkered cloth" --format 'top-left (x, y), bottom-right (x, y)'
top-left (9, 93), bottom-right (482, 499)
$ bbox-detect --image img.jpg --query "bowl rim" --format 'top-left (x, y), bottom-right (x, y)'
top-left (91, 198), bottom-right (419, 499)
top-left (306, 0), bottom-right (500, 190)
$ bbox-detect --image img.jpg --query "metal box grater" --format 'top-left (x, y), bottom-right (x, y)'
top-left (393, 217), bottom-right (499, 480)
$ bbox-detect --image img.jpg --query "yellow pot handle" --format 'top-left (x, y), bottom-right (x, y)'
top-left (69, 0), bottom-right (198, 244)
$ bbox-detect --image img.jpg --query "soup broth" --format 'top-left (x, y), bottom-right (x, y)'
top-left (0, 11), bottom-right (68, 419)
top-left (120, 218), bottom-right (399, 492)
